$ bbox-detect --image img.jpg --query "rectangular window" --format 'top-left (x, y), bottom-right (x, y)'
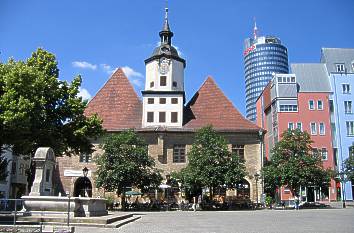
top-left (317, 100), bottom-right (323, 110)
top-left (288, 122), bottom-right (294, 130)
top-left (45, 169), bottom-right (51, 182)
top-left (147, 112), bottom-right (154, 123)
top-left (309, 100), bottom-right (315, 110)
top-left (321, 148), bottom-right (328, 160)
top-left (172, 81), bottom-right (177, 87)
top-left (173, 144), bottom-right (186, 163)
top-left (310, 122), bottom-right (317, 135)
top-left (319, 122), bottom-right (325, 135)
top-left (312, 148), bottom-right (319, 157)
top-left (336, 64), bottom-right (345, 72)
top-left (346, 121), bottom-right (354, 136)
top-left (344, 101), bottom-right (352, 114)
top-left (232, 145), bottom-right (245, 160)
top-left (159, 98), bottom-right (166, 104)
top-left (150, 81), bottom-right (154, 88)
top-left (171, 98), bottom-right (178, 104)
top-left (279, 105), bottom-right (298, 112)
top-left (297, 122), bottom-right (302, 131)
top-left (160, 76), bottom-right (167, 86)
top-left (342, 84), bottom-right (350, 94)
top-left (147, 98), bottom-right (154, 104)
top-left (171, 112), bottom-right (178, 123)
top-left (79, 153), bottom-right (92, 163)
top-left (159, 112), bottom-right (166, 123)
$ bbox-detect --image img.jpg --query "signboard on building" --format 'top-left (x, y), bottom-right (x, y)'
top-left (64, 170), bottom-right (92, 177)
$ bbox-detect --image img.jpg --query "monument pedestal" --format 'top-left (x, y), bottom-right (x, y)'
top-left (22, 196), bottom-right (107, 217)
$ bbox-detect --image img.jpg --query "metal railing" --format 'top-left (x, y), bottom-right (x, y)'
top-left (0, 198), bottom-right (73, 233)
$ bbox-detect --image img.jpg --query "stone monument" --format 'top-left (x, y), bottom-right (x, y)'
top-left (29, 147), bottom-right (55, 196)
top-left (22, 147), bottom-right (107, 217)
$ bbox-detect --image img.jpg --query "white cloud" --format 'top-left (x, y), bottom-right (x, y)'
top-left (130, 79), bottom-right (144, 88)
top-left (122, 66), bottom-right (144, 78)
top-left (100, 64), bottom-right (117, 74)
top-left (72, 61), bottom-right (97, 70)
top-left (78, 87), bottom-right (92, 100)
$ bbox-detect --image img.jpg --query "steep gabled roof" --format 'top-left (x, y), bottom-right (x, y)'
top-left (84, 68), bottom-right (142, 130)
top-left (183, 77), bottom-right (260, 132)
top-left (321, 48), bottom-right (354, 73)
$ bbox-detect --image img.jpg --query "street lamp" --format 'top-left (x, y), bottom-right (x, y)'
top-left (82, 167), bottom-right (89, 197)
top-left (339, 171), bottom-right (346, 208)
top-left (254, 173), bottom-right (260, 208)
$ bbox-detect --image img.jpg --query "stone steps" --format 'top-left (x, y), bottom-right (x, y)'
top-left (16, 215), bottom-right (141, 228)
top-left (13, 212), bottom-right (140, 228)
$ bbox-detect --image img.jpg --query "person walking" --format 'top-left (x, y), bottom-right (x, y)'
top-left (294, 195), bottom-right (300, 210)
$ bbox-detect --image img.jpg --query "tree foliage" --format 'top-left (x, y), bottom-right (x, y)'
top-left (0, 48), bottom-right (103, 156)
top-left (262, 129), bottom-right (332, 197)
top-left (95, 130), bottom-right (162, 210)
top-left (343, 143), bottom-right (354, 181)
top-left (173, 126), bottom-right (247, 199)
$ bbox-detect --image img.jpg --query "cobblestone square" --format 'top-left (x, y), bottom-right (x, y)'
top-left (75, 209), bottom-right (354, 233)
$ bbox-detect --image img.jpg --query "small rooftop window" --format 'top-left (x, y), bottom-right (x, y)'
top-left (336, 63), bottom-right (345, 72)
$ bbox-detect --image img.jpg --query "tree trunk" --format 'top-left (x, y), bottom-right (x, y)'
top-left (209, 186), bottom-right (213, 201)
top-left (120, 187), bottom-right (126, 211)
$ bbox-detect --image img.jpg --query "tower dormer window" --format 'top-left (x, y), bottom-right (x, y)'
top-left (150, 81), bottom-right (154, 88)
top-left (160, 76), bottom-right (167, 86)
top-left (173, 81), bottom-right (177, 87)
top-left (336, 63), bottom-right (345, 72)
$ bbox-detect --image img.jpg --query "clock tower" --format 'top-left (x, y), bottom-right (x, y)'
top-left (142, 7), bottom-right (186, 128)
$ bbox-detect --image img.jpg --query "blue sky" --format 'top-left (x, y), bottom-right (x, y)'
top-left (1, 0), bottom-right (354, 115)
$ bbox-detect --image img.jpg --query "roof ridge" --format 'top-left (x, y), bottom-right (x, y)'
top-left (184, 75), bottom-right (260, 131)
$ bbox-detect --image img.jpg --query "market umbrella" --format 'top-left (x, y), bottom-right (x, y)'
top-left (125, 190), bottom-right (143, 196)
top-left (159, 184), bottom-right (171, 189)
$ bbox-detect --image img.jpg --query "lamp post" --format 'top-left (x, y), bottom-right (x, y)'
top-left (339, 171), bottom-right (346, 208)
top-left (254, 173), bottom-right (260, 208)
top-left (82, 167), bottom-right (89, 197)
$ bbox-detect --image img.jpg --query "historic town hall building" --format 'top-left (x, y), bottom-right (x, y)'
top-left (56, 8), bottom-right (263, 203)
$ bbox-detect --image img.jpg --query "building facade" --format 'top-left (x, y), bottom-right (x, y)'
top-left (244, 25), bottom-right (289, 122)
top-left (0, 148), bottom-right (30, 199)
top-left (56, 8), bottom-right (263, 204)
top-left (321, 48), bottom-right (354, 201)
top-left (256, 64), bottom-right (337, 204)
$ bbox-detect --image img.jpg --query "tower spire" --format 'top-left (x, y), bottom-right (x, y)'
top-left (159, 1), bottom-right (173, 45)
top-left (253, 17), bottom-right (258, 39)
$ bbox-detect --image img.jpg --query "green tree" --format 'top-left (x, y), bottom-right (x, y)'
top-left (0, 48), bottom-right (103, 184)
top-left (174, 126), bottom-right (246, 200)
top-left (262, 129), bottom-right (332, 197)
top-left (95, 131), bottom-right (162, 210)
top-left (343, 143), bottom-right (354, 181)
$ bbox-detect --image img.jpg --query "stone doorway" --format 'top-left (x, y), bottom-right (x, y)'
top-left (236, 179), bottom-right (250, 200)
top-left (73, 177), bottom-right (92, 197)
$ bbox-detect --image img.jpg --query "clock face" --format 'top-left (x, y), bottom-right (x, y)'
top-left (159, 58), bottom-right (170, 75)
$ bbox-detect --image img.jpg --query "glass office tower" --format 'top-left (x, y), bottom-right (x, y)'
top-left (244, 35), bottom-right (289, 121)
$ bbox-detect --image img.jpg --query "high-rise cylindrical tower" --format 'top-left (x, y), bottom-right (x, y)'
top-left (244, 25), bottom-right (289, 122)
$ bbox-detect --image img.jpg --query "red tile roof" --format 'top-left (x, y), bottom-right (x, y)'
top-left (84, 68), bottom-right (142, 130)
top-left (183, 77), bottom-right (260, 132)
top-left (85, 71), bottom-right (259, 133)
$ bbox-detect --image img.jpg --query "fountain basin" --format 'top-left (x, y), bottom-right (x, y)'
top-left (22, 196), bottom-right (108, 217)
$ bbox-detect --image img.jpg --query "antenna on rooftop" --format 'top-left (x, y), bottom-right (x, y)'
top-left (253, 17), bottom-right (258, 40)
